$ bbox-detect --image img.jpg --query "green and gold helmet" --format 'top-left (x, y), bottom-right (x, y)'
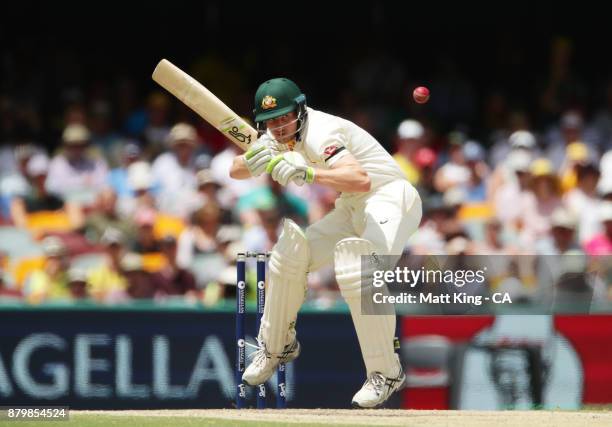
top-left (253, 78), bottom-right (306, 124)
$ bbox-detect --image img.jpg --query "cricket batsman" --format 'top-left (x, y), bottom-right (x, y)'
top-left (230, 78), bottom-right (422, 408)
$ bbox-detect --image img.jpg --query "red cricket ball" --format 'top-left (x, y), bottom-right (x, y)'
top-left (413, 86), bottom-right (430, 104)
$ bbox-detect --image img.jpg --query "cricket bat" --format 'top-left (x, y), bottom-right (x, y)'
top-left (152, 59), bottom-right (257, 151)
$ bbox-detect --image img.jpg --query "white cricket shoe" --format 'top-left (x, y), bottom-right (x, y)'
top-left (242, 340), bottom-right (300, 386)
top-left (351, 365), bottom-right (406, 409)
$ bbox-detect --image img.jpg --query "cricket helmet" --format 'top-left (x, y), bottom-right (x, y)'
top-left (253, 78), bottom-right (306, 124)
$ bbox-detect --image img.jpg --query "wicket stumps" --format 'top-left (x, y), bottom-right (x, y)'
top-left (236, 252), bottom-right (286, 409)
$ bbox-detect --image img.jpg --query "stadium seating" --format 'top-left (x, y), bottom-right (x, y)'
top-left (190, 253), bottom-right (226, 287)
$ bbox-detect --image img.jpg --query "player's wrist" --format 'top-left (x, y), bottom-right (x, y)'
top-left (304, 166), bottom-right (315, 184)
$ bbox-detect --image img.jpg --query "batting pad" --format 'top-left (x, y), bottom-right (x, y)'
top-left (335, 238), bottom-right (399, 377)
top-left (260, 218), bottom-right (309, 356)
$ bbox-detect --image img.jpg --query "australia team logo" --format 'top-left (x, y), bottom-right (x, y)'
top-left (262, 95), bottom-right (277, 110)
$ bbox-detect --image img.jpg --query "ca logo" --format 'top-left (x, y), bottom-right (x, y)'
top-left (238, 383), bottom-right (246, 397)
top-left (257, 280), bottom-right (265, 290)
top-left (238, 281), bottom-right (246, 290)
top-left (238, 339), bottom-right (245, 348)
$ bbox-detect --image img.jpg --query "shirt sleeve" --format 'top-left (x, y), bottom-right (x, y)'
top-left (311, 127), bottom-right (350, 167)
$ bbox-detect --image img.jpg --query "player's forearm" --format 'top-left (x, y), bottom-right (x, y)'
top-left (313, 166), bottom-right (371, 193)
top-left (229, 155), bottom-right (252, 180)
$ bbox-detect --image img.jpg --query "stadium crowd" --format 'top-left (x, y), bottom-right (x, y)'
top-left (1, 40), bottom-right (611, 308)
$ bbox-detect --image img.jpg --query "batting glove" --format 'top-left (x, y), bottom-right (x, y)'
top-left (266, 153), bottom-right (315, 186)
top-left (244, 135), bottom-right (274, 177)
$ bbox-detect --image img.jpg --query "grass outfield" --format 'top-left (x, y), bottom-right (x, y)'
top-left (9, 409), bottom-right (612, 427)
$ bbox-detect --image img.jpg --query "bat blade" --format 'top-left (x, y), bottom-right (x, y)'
top-left (152, 59), bottom-right (257, 151)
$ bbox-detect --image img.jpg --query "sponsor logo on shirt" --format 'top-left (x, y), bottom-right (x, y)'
top-left (323, 144), bottom-right (346, 162)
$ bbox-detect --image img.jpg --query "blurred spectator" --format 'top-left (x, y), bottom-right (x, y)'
top-left (601, 150), bottom-right (612, 183)
top-left (518, 158), bottom-right (562, 249)
top-left (572, 177), bottom-right (612, 249)
top-left (10, 153), bottom-right (83, 228)
top-left (0, 144), bottom-right (15, 178)
top-left (445, 235), bottom-right (470, 256)
top-left (550, 250), bottom-right (607, 310)
top-left (188, 224), bottom-right (242, 291)
top-left (488, 130), bottom-right (537, 201)
top-left (584, 202), bottom-right (612, 256)
top-left (407, 195), bottom-right (450, 255)
top-left (66, 267), bottom-right (89, 300)
top-left (412, 147), bottom-right (437, 200)
top-left (195, 168), bottom-right (233, 222)
top-left (392, 119), bottom-right (425, 185)
top-left (493, 149), bottom-right (532, 232)
top-left (536, 208), bottom-right (580, 255)
top-left (24, 236), bottom-right (70, 304)
top-left (559, 142), bottom-right (596, 192)
top-left (121, 252), bottom-right (158, 299)
top-left (155, 235), bottom-right (197, 297)
top-left (0, 144), bottom-right (38, 195)
top-left (0, 144), bottom-right (40, 216)
top-left (597, 177), bottom-right (612, 204)
top-left (46, 124), bottom-right (108, 204)
top-left (117, 160), bottom-right (158, 218)
top-left (64, 104), bottom-right (87, 126)
top-left (545, 111), bottom-right (598, 169)
top-left (243, 208), bottom-right (282, 254)
top-left (215, 225), bottom-right (242, 261)
top-left (0, 251), bottom-right (6, 272)
top-left (87, 228), bottom-right (129, 302)
top-left (441, 187), bottom-right (468, 236)
top-left (488, 114), bottom-right (536, 168)
top-left (471, 219), bottom-right (515, 255)
top-left (177, 202), bottom-right (222, 266)
top-left (564, 160), bottom-right (600, 244)
top-left (152, 123), bottom-right (200, 218)
top-left (196, 168), bottom-right (222, 204)
top-left (107, 141), bottom-right (144, 198)
top-left (509, 129), bottom-right (538, 152)
top-left (201, 240), bottom-right (245, 306)
top-left (500, 130), bottom-right (537, 158)
top-left (132, 209), bottom-right (161, 253)
top-left (461, 141), bottom-right (489, 202)
top-left (83, 188), bottom-right (135, 245)
top-left (433, 137), bottom-right (470, 193)
top-left (0, 265), bottom-right (22, 301)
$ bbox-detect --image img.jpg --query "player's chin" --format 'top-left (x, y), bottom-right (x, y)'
top-left (275, 134), bottom-right (296, 144)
